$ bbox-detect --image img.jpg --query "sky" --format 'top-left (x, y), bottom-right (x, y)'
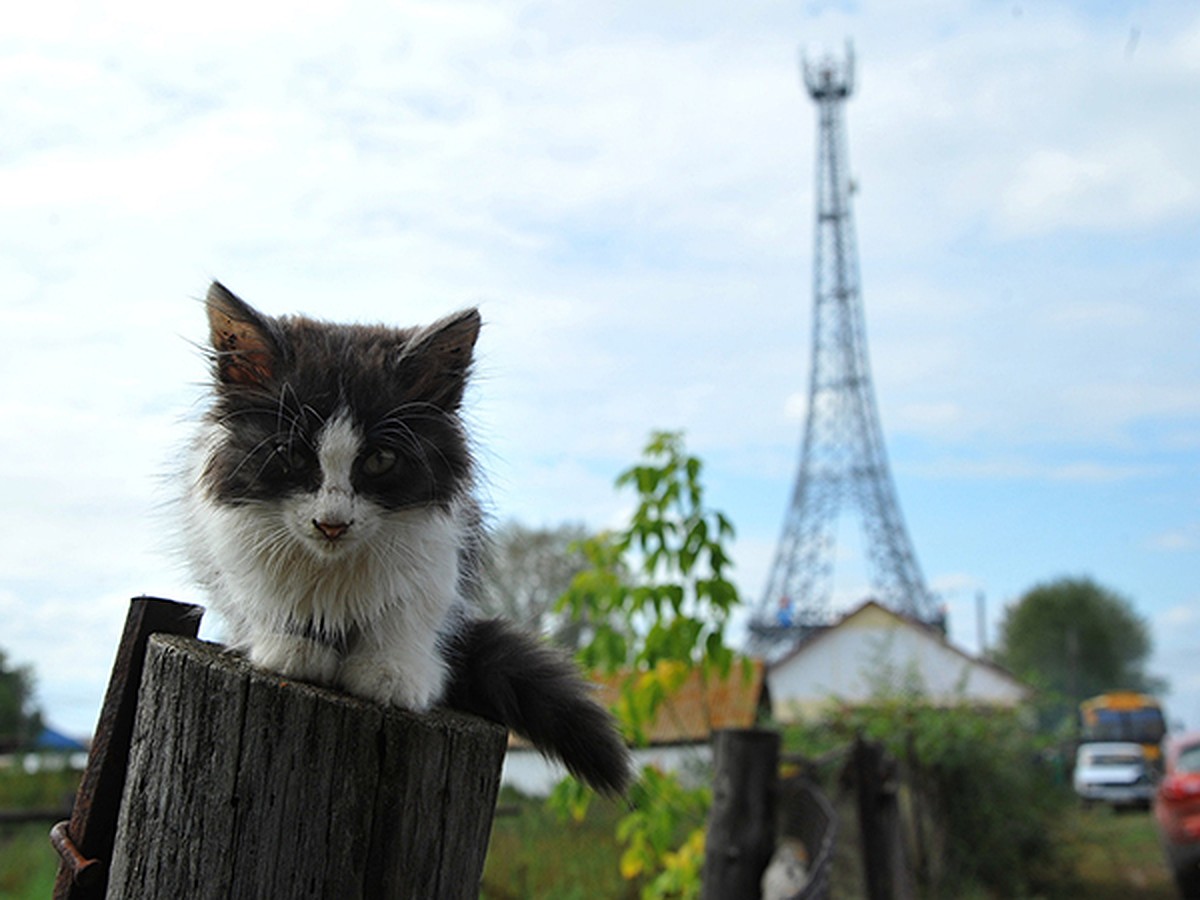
top-left (1, 0), bottom-right (1197, 738)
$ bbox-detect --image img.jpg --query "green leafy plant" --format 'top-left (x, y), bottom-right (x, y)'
top-left (550, 431), bottom-right (745, 899)
top-left (791, 698), bottom-right (1070, 897)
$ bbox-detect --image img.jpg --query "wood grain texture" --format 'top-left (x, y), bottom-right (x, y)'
top-left (108, 634), bottom-right (506, 899)
top-left (702, 728), bottom-right (781, 900)
top-left (53, 596), bottom-right (202, 900)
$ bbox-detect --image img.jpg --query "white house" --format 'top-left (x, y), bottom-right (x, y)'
top-left (767, 600), bottom-right (1031, 721)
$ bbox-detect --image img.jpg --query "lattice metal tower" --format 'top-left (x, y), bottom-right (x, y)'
top-left (751, 45), bottom-right (937, 656)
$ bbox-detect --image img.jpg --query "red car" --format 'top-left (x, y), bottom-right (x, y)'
top-left (1155, 732), bottom-right (1200, 896)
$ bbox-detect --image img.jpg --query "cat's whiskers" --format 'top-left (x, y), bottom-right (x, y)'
top-left (182, 284), bottom-right (629, 793)
top-left (220, 432), bottom-right (284, 485)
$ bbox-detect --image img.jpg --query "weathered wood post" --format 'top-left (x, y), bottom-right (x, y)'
top-left (106, 634), bottom-right (507, 899)
top-left (702, 727), bottom-right (781, 900)
top-left (52, 596), bottom-right (203, 900)
top-left (850, 736), bottom-right (914, 900)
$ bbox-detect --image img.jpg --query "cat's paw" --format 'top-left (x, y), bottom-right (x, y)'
top-left (338, 651), bottom-right (447, 712)
top-left (249, 634), bottom-right (341, 686)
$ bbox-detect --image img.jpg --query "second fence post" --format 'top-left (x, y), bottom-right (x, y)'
top-left (702, 727), bottom-right (781, 900)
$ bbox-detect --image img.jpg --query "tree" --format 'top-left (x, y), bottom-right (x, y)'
top-left (0, 648), bottom-right (43, 752)
top-left (995, 576), bottom-right (1162, 723)
top-left (479, 521), bottom-right (595, 649)
top-left (552, 431), bottom-right (744, 899)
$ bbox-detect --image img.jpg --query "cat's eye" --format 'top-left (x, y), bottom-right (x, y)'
top-left (274, 443), bottom-right (312, 474)
top-left (361, 447), bottom-right (398, 477)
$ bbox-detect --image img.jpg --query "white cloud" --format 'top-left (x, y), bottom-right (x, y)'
top-left (0, 0), bottom-right (1198, 736)
top-left (1159, 604), bottom-right (1198, 628)
top-left (1148, 526), bottom-right (1200, 553)
top-left (1000, 142), bottom-right (1200, 235)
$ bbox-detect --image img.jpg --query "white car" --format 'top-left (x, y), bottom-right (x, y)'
top-left (1073, 741), bottom-right (1155, 809)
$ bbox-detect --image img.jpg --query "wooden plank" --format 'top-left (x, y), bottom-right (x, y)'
top-left (52, 596), bottom-right (202, 900)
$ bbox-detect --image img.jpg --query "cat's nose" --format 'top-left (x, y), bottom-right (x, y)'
top-left (313, 520), bottom-right (352, 541)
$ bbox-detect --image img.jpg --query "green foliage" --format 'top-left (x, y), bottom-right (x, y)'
top-left (0, 770), bottom-right (82, 899)
top-left (0, 825), bottom-right (61, 900)
top-left (0, 649), bottom-right (43, 753)
top-left (552, 431), bottom-right (744, 899)
top-left (559, 430), bottom-right (739, 693)
top-left (996, 576), bottom-right (1161, 726)
top-left (615, 768), bottom-right (711, 890)
top-left (0, 767), bottom-right (79, 808)
top-left (482, 790), bottom-right (634, 899)
top-left (791, 700), bottom-right (1070, 897)
top-left (559, 431), bottom-right (742, 747)
top-left (1051, 804), bottom-right (1176, 897)
top-left (484, 781), bottom-right (1168, 900)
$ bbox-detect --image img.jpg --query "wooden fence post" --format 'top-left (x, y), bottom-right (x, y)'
top-left (106, 634), bottom-right (507, 899)
top-left (702, 727), bottom-right (781, 900)
top-left (52, 596), bottom-right (203, 900)
top-left (850, 736), bottom-right (914, 900)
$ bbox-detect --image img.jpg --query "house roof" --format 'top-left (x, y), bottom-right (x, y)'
top-left (769, 599), bottom-right (1031, 698)
top-left (593, 659), bottom-right (766, 745)
top-left (509, 659), bottom-right (765, 749)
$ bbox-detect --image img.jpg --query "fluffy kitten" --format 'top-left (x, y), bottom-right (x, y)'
top-left (182, 281), bottom-right (629, 795)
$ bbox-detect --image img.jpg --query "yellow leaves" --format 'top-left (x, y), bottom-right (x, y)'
top-left (620, 843), bottom-right (647, 880)
top-left (640, 658), bottom-right (689, 695)
top-left (642, 828), bottom-right (707, 900)
top-left (660, 827), bottom-right (706, 877)
top-left (618, 824), bottom-right (706, 896)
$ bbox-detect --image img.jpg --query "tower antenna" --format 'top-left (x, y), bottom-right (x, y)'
top-left (751, 43), bottom-right (938, 658)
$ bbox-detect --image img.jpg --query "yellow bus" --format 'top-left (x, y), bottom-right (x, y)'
top-left (1079, 691), bottom-right (1167, 768)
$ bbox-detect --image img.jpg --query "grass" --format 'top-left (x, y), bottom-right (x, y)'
top-left (481, 790), bottom-right (635, 900)
top-left (0, 767), bottom-right (80, 899)
top-left (0, 767), bottom-right (78, 809)
top-left (478, 791), bottom-right (1182, 900)
top-left (0, 824), bottom-right (60, 899)
top-left (0, 770), bottom-right (1183, 899)
top-left (1047, 803), bottom-right (1176, 899)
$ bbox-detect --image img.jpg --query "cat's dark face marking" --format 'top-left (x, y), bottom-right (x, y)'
top-left (200, 282), bottom-right (480, 518)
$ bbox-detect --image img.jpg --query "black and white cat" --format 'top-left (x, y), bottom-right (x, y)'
top-left (182, 281), bottom-right (629, 795)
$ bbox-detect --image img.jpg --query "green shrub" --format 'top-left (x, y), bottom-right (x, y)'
top-left (789, 701), bottom-right (1071, 897)
top-left (0, 768), bottom-right (79, 809)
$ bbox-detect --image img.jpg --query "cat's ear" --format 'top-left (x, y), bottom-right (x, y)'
top-left (205, 282), bottom-right (279, 388)
top-left (405, 308), bottom-right (481, 410)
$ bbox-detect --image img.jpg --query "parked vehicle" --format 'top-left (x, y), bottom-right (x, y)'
top-left (1155, 732), bottom-right (1200, 897)
top-left (1073, 741), bottom-right (1155, 809)
top-left (1080, 691), bottom-right (1167, 772)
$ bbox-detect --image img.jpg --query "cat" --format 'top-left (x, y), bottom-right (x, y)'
top-left (181, 281), bottom-right (630, 795)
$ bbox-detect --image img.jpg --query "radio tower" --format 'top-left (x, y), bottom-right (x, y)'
top-left (751, 44), bottom-right (938, 657)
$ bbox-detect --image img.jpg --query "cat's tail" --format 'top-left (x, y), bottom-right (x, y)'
top-left (442, 617), bottom-right (632, 796)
